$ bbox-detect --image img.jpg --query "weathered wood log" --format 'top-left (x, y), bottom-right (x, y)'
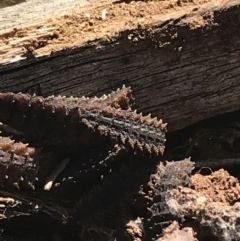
top-left (0, 0), bottom-right (240, 132)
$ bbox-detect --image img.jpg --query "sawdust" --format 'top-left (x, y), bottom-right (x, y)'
top-left (0, 0), bottom-right (220, 58)
top-left (191, 169), bottom-right (240, 204)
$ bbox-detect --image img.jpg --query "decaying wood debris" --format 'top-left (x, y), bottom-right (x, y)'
top-left (166, 168), bottom-right (240, 241)
top-left (1, 0), bottom-right (240, 240)
top-left (0, 85), bottom-right (239, 241)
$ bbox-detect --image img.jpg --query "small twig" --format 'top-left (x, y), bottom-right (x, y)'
top-left (44, 158), bottom-right (70, 191)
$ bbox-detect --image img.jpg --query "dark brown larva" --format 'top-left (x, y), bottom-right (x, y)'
top-left (0, 86), bottom-right (167, 155)
top-left (144, 158), bottom-right (194, 240)
top-left (0, 136), bottom-right (40, 190)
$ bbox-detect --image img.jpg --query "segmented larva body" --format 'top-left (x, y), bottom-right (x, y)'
top-left (145, 158), bottom-right (194, 240)
top-left (0, 86), bottom-right (167, 155)
top-left (0, 136), bottom-right (40, 190)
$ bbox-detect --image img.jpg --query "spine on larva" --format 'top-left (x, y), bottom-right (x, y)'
top-left (0, 136), bottom-right (40, 190)
top-left (100, 85), bottom-right (133, 109)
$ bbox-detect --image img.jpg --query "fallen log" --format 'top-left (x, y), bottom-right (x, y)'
top-left (0, 0), bottom-right (240, 131)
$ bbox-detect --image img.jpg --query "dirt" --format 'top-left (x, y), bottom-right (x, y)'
top-left (0, 0), bottom-right (217, 58)
top-left (157, 221), bottom-right (197, 241)
top-left (165, 167), bottom-right (240, 241)
top-left (191, 169), bottom-right (240, 204)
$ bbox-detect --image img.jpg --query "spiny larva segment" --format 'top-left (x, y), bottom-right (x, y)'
top-left (0, 86), bottom-right (167, 155)
top-left (0, 136), bottom-right (40, 190)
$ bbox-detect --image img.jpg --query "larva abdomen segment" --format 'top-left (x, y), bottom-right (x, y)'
top-left (0, 137), bottom-right (40, 190)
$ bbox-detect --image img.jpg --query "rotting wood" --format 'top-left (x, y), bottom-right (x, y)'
top-left (1, 2), bottom-right (240, 240)
top-left (0, 1), bottom-right (240, 133)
